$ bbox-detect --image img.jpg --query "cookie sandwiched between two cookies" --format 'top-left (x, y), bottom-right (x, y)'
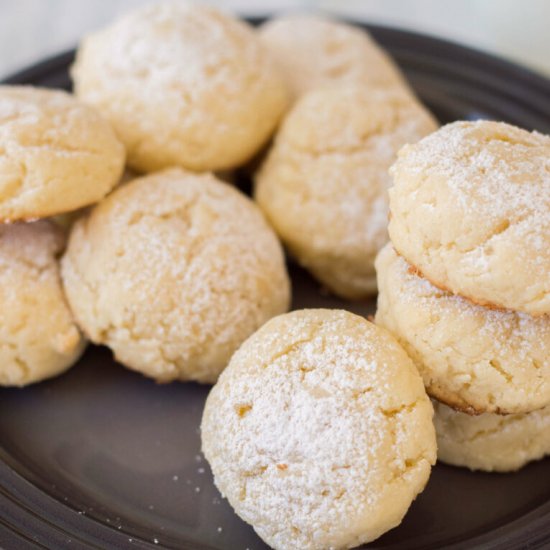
top-left (375, 244), bottom-right (550, 415)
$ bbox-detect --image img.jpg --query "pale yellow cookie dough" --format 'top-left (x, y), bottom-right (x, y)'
top-left (51, 170), bottom-right (137, 231)
top-left (434, 400), bottom-right (550, 472)
top-left (72, 2), bottom-right (289, 173)
top-left (61, 168), bottom-right (290, 384)
top-left (0, 220), bottom-right (86, 386)
top-left (255, 86), bottom-right (437, 299)
top-left (258, 14), bottom-right (409, 100)
top-left (375, 244), bottom-right (550, 415)
top-left (388, 120), bottom-right (550, 316)
top-left (202, 309), bottom-right (436, 550)
top-left (0, 86), bottom-right (125, 222)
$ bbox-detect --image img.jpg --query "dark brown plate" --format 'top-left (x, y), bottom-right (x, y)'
top-left (1, 20), bottom-right (549, 550)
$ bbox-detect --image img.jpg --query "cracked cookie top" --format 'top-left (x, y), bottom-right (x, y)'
top-left (72, 2), bottom-right (289, 173)
top-left (388, 120), bottom-right (550, 316)
top-left (254, 85), bottom-right (437, 300)
top-left (201, 308), bottom-right (436, 550)
top-left (0, 85), bottom-right (125, 222)
top-left (61, 168), bottom-right (290, 384)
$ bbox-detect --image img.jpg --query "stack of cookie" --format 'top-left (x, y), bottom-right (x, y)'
top-left (375, 119), bottom-right (550, 471)
top-left (0, 85), bottom-right (126, 386)
top-left (0, 3), bottom-right (292, 388)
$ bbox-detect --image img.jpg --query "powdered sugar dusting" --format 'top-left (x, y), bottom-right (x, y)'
top-left (255, 86), bottom-right (437, 297)
top-left (395, 120), bottom-right (549, 228)
top-left (61, 168), bottom-right (290, 384)
top-left (389, 120), bottom-right (550, 314)
top-left (77, 2), bottom-right (268, 98)
top-left (375, 244), bottom-right (550, 414)
top-left (258, 14), bottom-right (407, 99)
top-left (202, 309), bottom-right (435, 549)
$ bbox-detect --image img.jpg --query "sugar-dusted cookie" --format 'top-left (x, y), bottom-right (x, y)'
top-left (255, 86), bottom-right (437, 299)
top-left (375, 244), bottom-right (550, 414)
top-left (61, 168), bottom-right (290, 383)
top-left (202, 309), bottom-right (436, 550)
top-left (258, 14), bottom-right (408, 100)
top-left (388, 120), bottom-right (550, 316)
top-left (0, 86), bottom-right (124, 222)
top-left (434, 400), bottom-right (550, 472)
top-left (0, 220), bottom-right (86, 386)
top-left (72, 2), bottom-right (289, 173)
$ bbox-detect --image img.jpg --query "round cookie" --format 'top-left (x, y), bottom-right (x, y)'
top-left (258, 14), bottom-right (409, 100)
top-left (388, 120), bottom-right (550, 316)
top-left (0, 220), bottom-right (86, 386)
top-left (375, 244), bottom-right (550, 414)
top-left (61, 168), bottom-right (290, 384)
top-left (255, 86), bottom-right (437, 299)
top-left (72, 2), bottom-right (289, 173)
top-left (433, 400), bottom-right (550, 472)
top-left (201, 309), bottom-right (436, 550)
top-left (0, 86), bottom-right (125, 222)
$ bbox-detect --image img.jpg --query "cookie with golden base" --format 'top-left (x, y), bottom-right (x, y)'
top-left (202, 309), bottom-right (436, 550)
top-left (388, 120), bottom-right (550, 316)
top-left (375, 244), bottom-right (550, 414)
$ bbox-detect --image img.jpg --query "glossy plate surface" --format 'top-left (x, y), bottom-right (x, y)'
top-left (1, 21), bottom-right (549, 550)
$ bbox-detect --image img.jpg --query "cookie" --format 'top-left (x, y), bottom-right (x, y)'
top-left (375, 244), bottom-right (550, 414)
top-left (0, 221), bottom-right (86, 386)
top-left (0, 85), bottom-right (124, 222)
top-left (434, 400), bottom-right (550, 472)
top-left (388, 120), bottom-right (550, 316)
top-left (61, 168), bottom-right (290, 384)
top-left (255, 86), bottom-right (437, 299)
top-left (258, 14), bottom-right (408, 100)
top-left (201, 309), bottom-right (436, 550)
top-left (72, 2), bottom-right (289, 173)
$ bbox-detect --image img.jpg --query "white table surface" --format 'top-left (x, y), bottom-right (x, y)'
top-left (0, 0), bottom-right (549, 80)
